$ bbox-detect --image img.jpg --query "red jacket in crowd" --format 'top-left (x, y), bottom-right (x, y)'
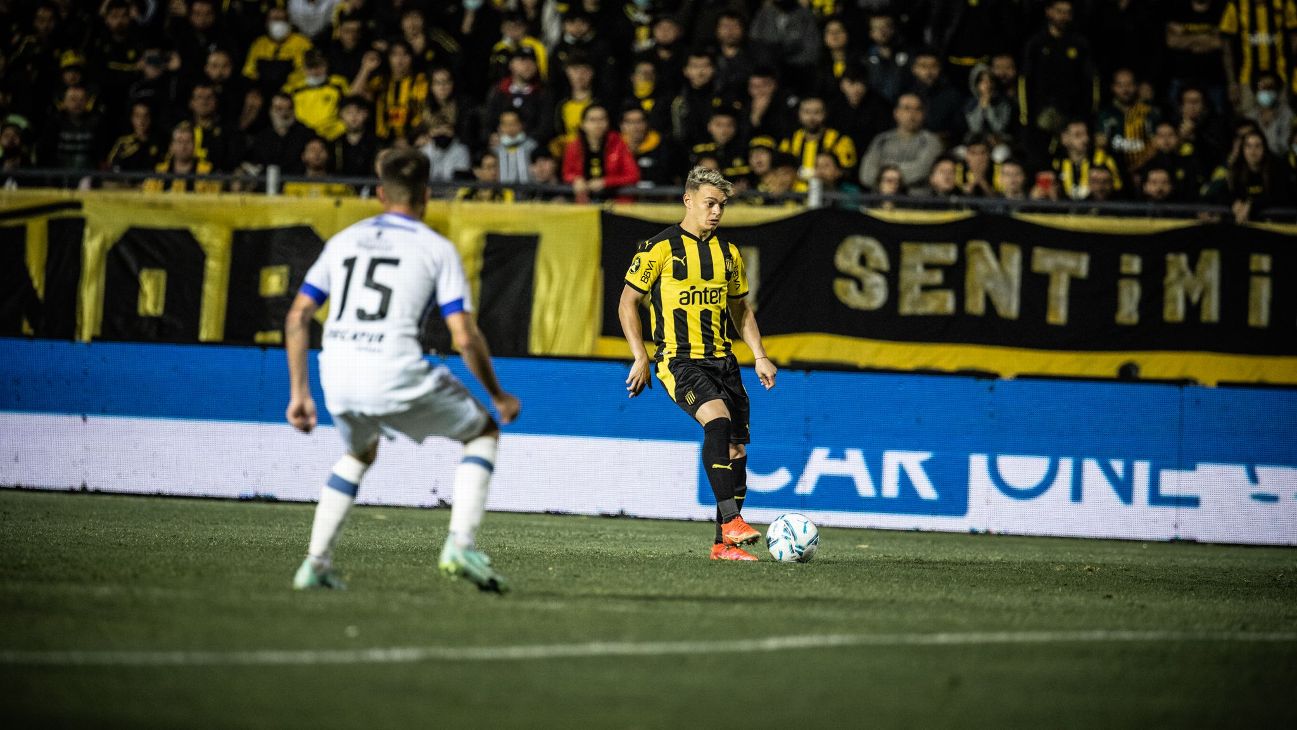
top-left (561, 131), bottom-right (641, 188)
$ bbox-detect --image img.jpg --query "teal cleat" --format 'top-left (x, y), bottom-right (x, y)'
top-left (439, 541), bottom-right (509, 594)
top-left (293, 557), bottom-right (347, 590)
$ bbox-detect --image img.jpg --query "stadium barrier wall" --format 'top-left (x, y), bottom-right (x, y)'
top-left (4, 191), bottom-right (1295, 385)
top-left (2, 339), bottom-right (1294, 546)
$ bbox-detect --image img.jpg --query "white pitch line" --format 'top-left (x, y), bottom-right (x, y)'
top-left (2, 630), bottom-right (1295, 667)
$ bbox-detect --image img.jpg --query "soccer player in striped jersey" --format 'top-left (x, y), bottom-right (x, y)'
top-left (284, 148), bottom-right (521, 593)
top-left (618, 166), bottom-right (778, 561)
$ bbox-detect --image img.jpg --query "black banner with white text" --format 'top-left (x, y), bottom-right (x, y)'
top-left (600, 209), bottom-right (1297, 382)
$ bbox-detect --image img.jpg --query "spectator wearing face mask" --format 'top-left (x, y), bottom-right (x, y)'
top-left (420, 114), bottom-right (471, 183)
top-left (243, 8), bottom-right (314, 95)
top-left (1219, 0), bottom-right (1295, 109)
top-left (284, 50), bottom-right (351, 140)
top-left (1239, 72), bottom-right (1295, 156)
top-left (494, 110), bottom-right (538, 184)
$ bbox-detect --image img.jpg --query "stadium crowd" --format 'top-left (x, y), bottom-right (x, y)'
top-left (1, 0), bottom-right (1295, 218)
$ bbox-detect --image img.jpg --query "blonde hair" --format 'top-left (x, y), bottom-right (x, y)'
top-left (684, 166), bottom-right (733, 197)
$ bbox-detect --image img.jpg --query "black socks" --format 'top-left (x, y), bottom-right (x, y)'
top-left (703, 418), bottom-right (739, 527)
top-left (706, 419), bottom-right (749, 542)
top-left (714, 454), bottom-right (749, 543)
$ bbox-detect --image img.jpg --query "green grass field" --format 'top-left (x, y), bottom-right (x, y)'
top-left (1, 489), bottom-right (1294, 728)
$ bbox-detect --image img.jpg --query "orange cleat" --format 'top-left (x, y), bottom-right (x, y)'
top-left (720, 515), bottom-right (761, 546)
top-left (711, 543), bottom-right (758, 561)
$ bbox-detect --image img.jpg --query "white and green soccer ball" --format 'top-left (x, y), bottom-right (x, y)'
top-left (766, 513), bottom-right (819, 563)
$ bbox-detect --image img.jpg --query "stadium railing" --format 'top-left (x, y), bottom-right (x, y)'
top-left (3, 166), bottom-right (1294, 222)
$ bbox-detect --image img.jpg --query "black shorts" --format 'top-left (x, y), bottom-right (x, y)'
top-left (655, 354), bottom-right (750, 444)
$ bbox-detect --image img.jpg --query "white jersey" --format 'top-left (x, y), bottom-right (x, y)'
top-left (301, 212), bottom-right (471, 414)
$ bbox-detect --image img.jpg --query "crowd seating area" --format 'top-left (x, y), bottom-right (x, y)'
top-left (1, 1), bottom-right (1294, 220)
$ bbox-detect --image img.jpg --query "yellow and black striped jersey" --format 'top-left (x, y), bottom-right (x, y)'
top-left (1220, 0), bottom-right (1297, 86)
top-left (283, 74), bottom-right (351, 140)
top-left (624, 224), bottom-right (749, 362)
top-left (1052, 149), bottom-right (1124, 197)
top-left (779, 128), bottom-right (858, 173)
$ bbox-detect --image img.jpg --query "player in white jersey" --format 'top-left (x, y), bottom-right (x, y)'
top-left (284, 148), bottom-right (521, 593)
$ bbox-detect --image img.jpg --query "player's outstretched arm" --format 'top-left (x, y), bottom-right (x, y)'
top-left (618, 284), bottom-right (651, 398)
top-left (445, 311), bottom-right (520, 424)
top-left (729, 297), bottom-right (776, 390)
top-left (285, 292), bottom-right (320, 433)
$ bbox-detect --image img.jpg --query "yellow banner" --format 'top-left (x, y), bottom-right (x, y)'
top-left (0, 190), bottom-right (600, 355)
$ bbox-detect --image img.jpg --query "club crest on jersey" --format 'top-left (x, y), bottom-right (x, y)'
top-left (628, 257), bottom-right (642, 275)
top-left (724, 257), bottom-right (735, 277)
top-left (685, 389), bottom-right (696, 405)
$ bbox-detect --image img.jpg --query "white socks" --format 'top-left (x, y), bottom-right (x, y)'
top-left (307, 454), bottom-right (369, 564)
top-left (448, 434), bottom-right (498, 549)
top-left (305, 435), bottom-right (497, 564)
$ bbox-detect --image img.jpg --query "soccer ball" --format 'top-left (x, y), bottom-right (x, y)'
top-left (766, 513), bottom-right (819, 563)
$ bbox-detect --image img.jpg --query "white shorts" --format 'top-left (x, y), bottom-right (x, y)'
top-left (331, 367), bottom-right (490, 455)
